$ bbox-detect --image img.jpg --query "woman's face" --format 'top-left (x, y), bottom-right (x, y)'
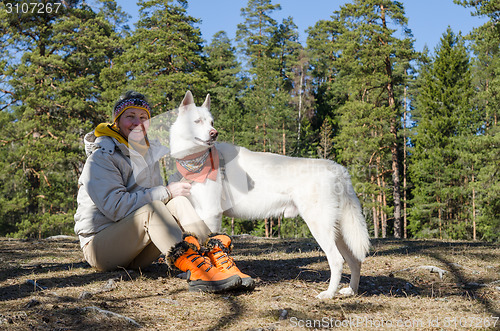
top-left (117, 107), bottom-right (150, 142)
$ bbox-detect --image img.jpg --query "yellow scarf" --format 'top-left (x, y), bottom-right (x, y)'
top-left (94, 123), bottom-right (149, 156)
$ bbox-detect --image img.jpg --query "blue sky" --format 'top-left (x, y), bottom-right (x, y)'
top-left (114, 0), bottom-right (488, 53)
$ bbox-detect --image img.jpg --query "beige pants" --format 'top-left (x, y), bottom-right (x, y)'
top-left (83, 196), bottom-right (211, 271)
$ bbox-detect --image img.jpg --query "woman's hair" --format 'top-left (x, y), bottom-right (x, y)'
top-left (113, 90), bottom-right (151, 122)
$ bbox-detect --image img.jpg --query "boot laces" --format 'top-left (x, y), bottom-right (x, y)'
top-left (214, 250), bottom-right (237, 270)
top-left (202, 254), bottom-right (215, 268)
top-left (189, 253), bottom-right (213, 272)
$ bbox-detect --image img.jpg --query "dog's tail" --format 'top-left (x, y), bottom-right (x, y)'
top-left (339, 174), bottom-right (371, 262)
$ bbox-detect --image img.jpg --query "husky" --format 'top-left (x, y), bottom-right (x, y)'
top-left (169, 91), bottom-right (370, 299)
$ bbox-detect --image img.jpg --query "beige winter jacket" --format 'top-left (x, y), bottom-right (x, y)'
top-left (74, 132), bottom-right (170, 248)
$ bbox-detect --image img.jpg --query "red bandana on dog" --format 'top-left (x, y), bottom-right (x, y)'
top-left (176, 147), bottom-right (219, 183)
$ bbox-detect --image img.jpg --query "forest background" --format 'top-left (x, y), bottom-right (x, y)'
top-left (0, 0), bottom-right (498, 242)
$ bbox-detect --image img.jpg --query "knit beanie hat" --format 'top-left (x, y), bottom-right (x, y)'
top-left (113, 91), bottom-right (151, 122)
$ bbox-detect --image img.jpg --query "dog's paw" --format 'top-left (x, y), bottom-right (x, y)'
top-left (316, 290), bottom-right (335, 299)
top-left (338, 287), bottom-right (355, 296)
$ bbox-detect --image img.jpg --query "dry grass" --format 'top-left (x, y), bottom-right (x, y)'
top-left (0, 235), bottom-right (498, 330)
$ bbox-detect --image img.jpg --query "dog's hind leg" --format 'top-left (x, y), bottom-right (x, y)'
top-left (335, 236), bottom-right (361, 296)
top-left (301, 212), bottom-right (344, 299)
top-left (316, 241), bottom-right (344, 299)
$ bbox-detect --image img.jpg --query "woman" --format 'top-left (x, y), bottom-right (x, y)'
top-left (74, 91), bottom-right (254, 292)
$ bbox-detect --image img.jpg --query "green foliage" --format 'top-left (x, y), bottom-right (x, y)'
top-left (13, 212), bottom-right (75, 239)
top-left (279, 217), bottom-right (312, 239)
top-left (204, 31), bottom-right (246, 144)
top-left (409, 28), bottom-right (475, 240)
top-left (309, 0), bottom-right (414, 238)
top-left (101, 0), bottom-right (208, 114)
top-left (453, 0), bottom-right (500, 21)
top-left (317, 117), bottom-right (335, 159)
top-left (221, 216), bottom-right (311, 239)
top-left (235, 0), bottom-right (300, 153)
top-left (221, 217), bottom-right (259, 236)
top-left (464, 13), bottom-right (500, 242)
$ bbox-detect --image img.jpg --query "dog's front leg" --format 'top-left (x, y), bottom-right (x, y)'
top-left (188, 196), bottom-right (223, 232)
top-left (202, 213), bottom-right (223, 233)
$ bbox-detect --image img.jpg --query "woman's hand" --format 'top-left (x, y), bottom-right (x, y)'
top-left (167, 182), bottom-right (192, 198)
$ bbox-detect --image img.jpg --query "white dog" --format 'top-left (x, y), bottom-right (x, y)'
top-left (169, 91), bottom-right (370, 299)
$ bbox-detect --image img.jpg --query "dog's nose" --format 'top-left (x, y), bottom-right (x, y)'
top-left (210, 129), bottom-right (218, 139)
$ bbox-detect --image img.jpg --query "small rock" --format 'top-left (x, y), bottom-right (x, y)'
top-left (100, 279), bottom-right (118, 292)
top-left (45, 235), bottom-right (78, 241)
top-left (159, 298), bottom-right (179, 305)
top-left (79, 291), bottom-right (93, 300)
top-left (278, 309), bottom-right (288, 320)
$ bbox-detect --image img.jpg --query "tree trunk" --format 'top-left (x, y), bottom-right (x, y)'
top-left (263, 121), bottom-right (267, 152)
top-left (381, 4), bottom-right (402, 238)
top-left (472, 165), bottom-right (476, 241)
top-left (376, 159), bottom-right (386, 238)
top-left (297, 69), bottom-right (303, 144)
top-left (25, 162), bottom-right (40, 222)
top-left (403, 85), bottom-right (408, 239)
top-left (371, 171), bottom-right (379, 238)
top-left (282, 122), bottom-right (286, 155)
top-left (389, 93), bottom-right (402, 238)
top-left (437, 196), bottom-right (443, 240)
top-left (382, 177), bottom-right (388, 238)
top-left (372, 193), bottom-right (379, 238)
top-left (277, 216), bottom-right (282, 239)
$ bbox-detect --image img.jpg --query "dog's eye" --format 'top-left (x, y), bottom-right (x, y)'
top-left (194, 119), bottom-right (202, 124)
top-left (210, 121), bottom-right (214, 126)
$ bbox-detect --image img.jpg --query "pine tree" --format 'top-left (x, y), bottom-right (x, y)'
top-left (454, 0), bottom-right (500, 21)
top-left (309, 0), bottom-right (414, 238)
top-left (305, 19), bottom-right (344, 160)
top-left (101, 0), bottom-right (208, 114)
top-left (236, 0), bottom-right (299, 153)
top-left (455, 0), bottom-right (500, 241)
top-left (204, 31), bottom-right (245, 144)
top-left (236, 0), bottom-right (302, 236)
top-left (409, 28), bottom-right (473, 239)
top-left (317, 118), bottom-right (334, 159)
top-left (290, 49), bottom-right (315, 157)
top-left (470, 23), bottom-right (500, 242)
top-left (306, 18), bottom-right (345, 135)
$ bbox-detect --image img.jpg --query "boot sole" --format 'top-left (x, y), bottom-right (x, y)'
top-left (240, 277), bottom-right (256, 290)
top-left (188, 275), bottom-right (242, 293)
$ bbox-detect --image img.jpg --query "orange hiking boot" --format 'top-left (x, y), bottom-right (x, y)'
top-left (205, 233), bottom-right (255, 290)
top-left (167, 233), bottom-right (241, 292)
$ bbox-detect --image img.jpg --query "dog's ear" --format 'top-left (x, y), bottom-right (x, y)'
top-left (180, 91), bottom-right (195, 110)
top-left (201, 94), bottom-right (210, 109)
